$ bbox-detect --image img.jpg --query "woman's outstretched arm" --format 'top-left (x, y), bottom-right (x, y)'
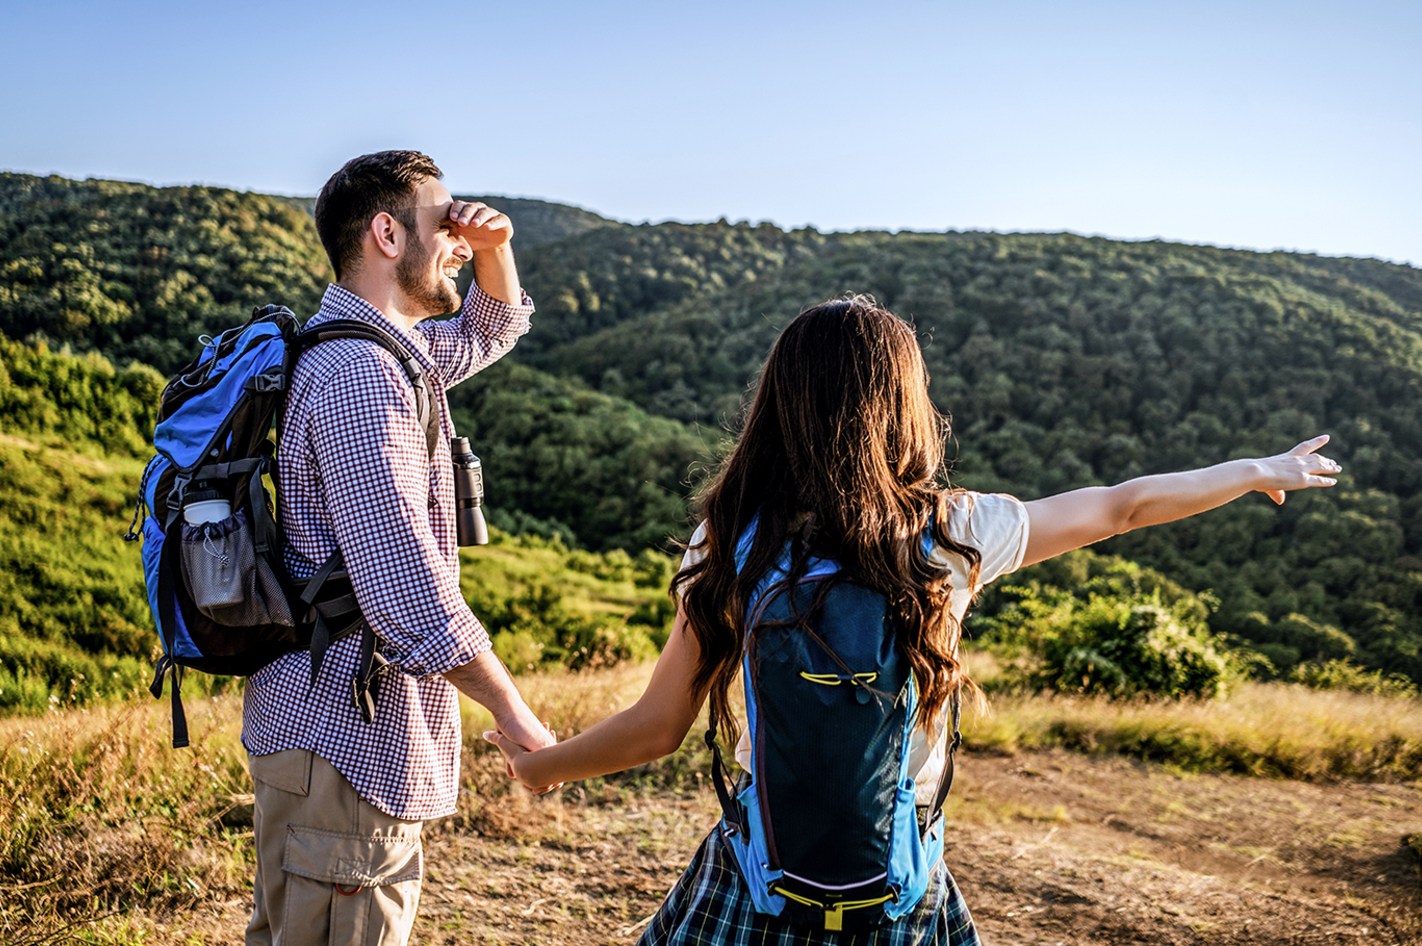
top-left (484, 607), bottom-right (706, 791)
top-left (1020, 435), bottom-right (1340, 568)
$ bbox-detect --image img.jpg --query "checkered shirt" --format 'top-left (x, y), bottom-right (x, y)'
top-left (242, 281), bottom-right (533, 821)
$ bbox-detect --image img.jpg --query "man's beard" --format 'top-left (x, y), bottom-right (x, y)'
top-left (396, 232), bottom-right (461, 319)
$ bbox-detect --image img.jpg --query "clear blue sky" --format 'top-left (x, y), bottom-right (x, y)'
top-left (3, 0), bottom-right (1418, 264)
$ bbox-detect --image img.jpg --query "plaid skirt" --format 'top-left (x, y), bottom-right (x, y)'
top-left (637, 828), bottom-right (981, 946)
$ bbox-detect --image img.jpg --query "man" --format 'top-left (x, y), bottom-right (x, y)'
top-left (242, 150), bottom-right (555, 946)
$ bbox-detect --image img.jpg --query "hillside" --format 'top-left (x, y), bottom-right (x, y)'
top-left (447, 360), bottom-right (718, 551)
top-left (0, 173), bottom-right (331, 373)
top-left (0, 175), bottom-right (619, 376)
top-left (514, 227), bottom-right (1422, 682)
top-left (0, 337), bottom-right (677, 710)
top-left (3, 173), bottom-right (1422, 683)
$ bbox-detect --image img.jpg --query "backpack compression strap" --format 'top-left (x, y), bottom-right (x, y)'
top-left (705, 704), bottom-right (750, 837)
top-left (152, 519), bottom-right (190, 748)
top-left (920, 692), bottom-right (963, 836)
top-left (296, 318), bottom-right (441, 458)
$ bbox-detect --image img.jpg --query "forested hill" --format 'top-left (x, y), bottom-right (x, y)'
top-left (0, 174), bottom-right (623, 375)
top-left (512, 226), bottom-right (1422, 680)
top-left (0, 173), bottom-right (331, 372)
top-left (2, 172), bottom-right (1421, 683)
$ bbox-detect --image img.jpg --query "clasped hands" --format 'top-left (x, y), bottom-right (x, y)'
top-left (484, 725), bottom-right (558, 796)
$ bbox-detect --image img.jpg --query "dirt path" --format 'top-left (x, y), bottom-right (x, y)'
top-left (946, 750), bottom-right (1420, 945)
top-left (136, 750), bottom-right (1422, 945)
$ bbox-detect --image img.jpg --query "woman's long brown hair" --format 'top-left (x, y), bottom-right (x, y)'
top-left (673, 296), bottom-right (982, 744)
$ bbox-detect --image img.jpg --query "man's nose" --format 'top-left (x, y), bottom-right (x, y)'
top-left (453, 237), bottom-right (473, 261)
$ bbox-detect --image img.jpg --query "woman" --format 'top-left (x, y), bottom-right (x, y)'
top-left (485, 296), bottom-right (1339, 944)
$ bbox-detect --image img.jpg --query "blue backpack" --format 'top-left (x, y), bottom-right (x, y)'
top-left (705, 524), bottom-right (961, 933)
top-left (125, 305), bottom-right (440, 747)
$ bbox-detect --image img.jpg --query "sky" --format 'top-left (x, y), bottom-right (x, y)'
top-left (2, 0), bottom-right (1418, 265)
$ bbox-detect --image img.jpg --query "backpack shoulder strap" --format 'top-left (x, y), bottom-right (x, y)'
top-left (296, 318), bottom-right (440, 459)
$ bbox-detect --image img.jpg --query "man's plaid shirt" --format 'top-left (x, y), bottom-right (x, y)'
top-left (242, 282), bottom-right (533, 820)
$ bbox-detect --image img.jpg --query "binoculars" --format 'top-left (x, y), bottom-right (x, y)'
top-left (450, 437), bottom-right (489, 547)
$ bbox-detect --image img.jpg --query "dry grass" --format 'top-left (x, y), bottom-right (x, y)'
top-left (0, 697), bottom-right (253, 945)
top-left (966, 679), bottom-right (1422, 781)
top-left (3, 660), bottom-right (1418, 943)
top-left (0, 665), bottom-right (683, 944)
top-left (460, 661), bottom-right (657, 741)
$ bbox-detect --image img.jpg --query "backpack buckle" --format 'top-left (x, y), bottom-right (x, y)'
top-left (244, 369), bottom-right (286, 394)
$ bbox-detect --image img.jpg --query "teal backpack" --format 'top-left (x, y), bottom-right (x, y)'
top-left (706, 519), bottom-right (961, 933)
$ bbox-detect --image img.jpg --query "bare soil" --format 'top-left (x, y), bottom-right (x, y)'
top-left (130, 750), bottom-right (1422, 945)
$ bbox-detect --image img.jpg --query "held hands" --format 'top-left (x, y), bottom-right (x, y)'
top-left (447, 200), bottom-right (513, 252)
top-left (1256, 435), bottom-right (1341, 505)
top-left (483, 728), bottom-right (551, 794)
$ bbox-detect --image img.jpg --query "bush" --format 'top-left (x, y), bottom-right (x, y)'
top-left (975, 550), bottom-right (1249, 700)
top-left (1287, 658), bottom-right (1419, 698)
top-left (1035, 598), bottom-right (1246, 699)
top-left (473, 580), bottom-right (659, 674)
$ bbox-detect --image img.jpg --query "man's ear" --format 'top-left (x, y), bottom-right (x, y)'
top-left (367, 211), bottom-right (403, 261)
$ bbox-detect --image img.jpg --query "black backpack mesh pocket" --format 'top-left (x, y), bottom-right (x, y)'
top-left (180, 510), bottom-right (294, 628)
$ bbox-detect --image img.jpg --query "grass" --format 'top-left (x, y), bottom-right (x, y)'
top-left (4, 655), bottom-right (1419, 941)
top-left (963, 649), bottom-right (1422, 781)
top-left (0, 663), bottom-right (682, 944)
top-left (0, 426), bottom-right (677, 712)
top-left (0, 434), bottom-right (157, 715)
top-left (0, 696), bottom-right (253, 945)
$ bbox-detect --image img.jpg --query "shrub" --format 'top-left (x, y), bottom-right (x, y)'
top-left (1287, 658), bottom-right (1419, 698)
top-left (975, 550), bottom-right (1251, 700)
top-left (1032, 598), bottom-right (1246, 699)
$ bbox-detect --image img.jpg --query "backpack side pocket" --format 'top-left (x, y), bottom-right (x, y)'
top-left (180, 510), bottom-right (294, 627)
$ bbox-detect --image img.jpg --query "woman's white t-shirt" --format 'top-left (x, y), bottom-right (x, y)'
top-left (679, 491), bottom-right (1030, 806)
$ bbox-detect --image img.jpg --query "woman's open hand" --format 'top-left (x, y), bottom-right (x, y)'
top-left (1257, 435), bottom-right (1341, 505)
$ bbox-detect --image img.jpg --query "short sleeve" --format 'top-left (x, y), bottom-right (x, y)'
top-left (930, 491), bottom-right (1030, 591)
top-left (675, 521), bottom-right (710, 598)
top-left (680, 521), bottom-right (709, 571)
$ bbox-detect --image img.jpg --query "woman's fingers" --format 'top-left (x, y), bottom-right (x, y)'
top-left (482, 730), bottom-right (516, 778)
top-left (1261, 440), bottom-right (1341, 504)
top-left (1299, 451), bottom-right (1341, 482)
top-left (483, 729), bottom-right (518, 759)
top-left (1288, 434), bottom-right (1330, 456)
top-left (483, 730), bottom-right (561, 793)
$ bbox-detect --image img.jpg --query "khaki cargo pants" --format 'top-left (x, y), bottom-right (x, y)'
top-left (246, 749), bottom-right (424, 946)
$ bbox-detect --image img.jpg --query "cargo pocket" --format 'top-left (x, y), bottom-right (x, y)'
top-left (283, 824), bottom-right (422, 887)
top-left (282, 825), bottom-right (423, 945)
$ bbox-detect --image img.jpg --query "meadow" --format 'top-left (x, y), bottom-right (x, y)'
top-left (4, 656), bottom-right (1419, 945)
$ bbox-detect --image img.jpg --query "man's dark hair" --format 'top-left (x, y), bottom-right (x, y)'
top-left (314, 150), bottom-right (443, 280)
